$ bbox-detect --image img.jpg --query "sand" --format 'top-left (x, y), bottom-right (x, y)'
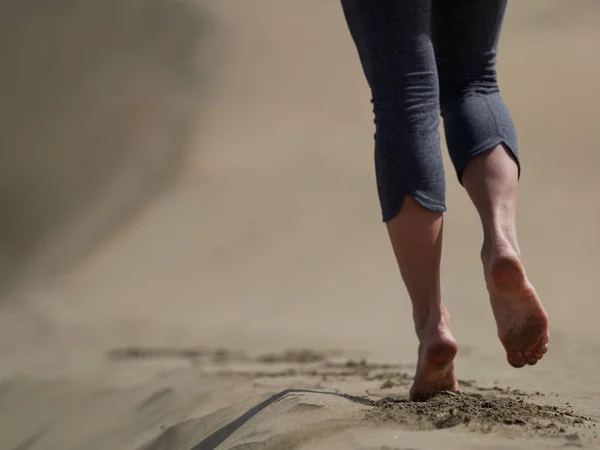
top-left (0, 1), bottom-right (599, 449)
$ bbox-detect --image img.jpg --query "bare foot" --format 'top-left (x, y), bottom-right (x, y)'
top-left (410, 318), bottom-right (458, 401)
top-left (484, 241), bottom-right (549, 368)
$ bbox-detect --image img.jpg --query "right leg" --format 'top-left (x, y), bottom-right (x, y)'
top-left (462, 147), bottom-right (548, 368)
top-left (340, 0), bottom-right (457, 400)
top-left (433, 0), bottom-right (548, 368)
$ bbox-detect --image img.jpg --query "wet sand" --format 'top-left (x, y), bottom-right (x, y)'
top-left (1, 1), bottom-right (599, 449)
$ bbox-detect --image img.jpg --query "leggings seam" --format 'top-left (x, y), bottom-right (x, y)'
top-left (385, 191), bottom-right (446, 222)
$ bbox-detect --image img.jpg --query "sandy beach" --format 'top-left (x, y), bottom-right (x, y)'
top-left (1, 1), bottom-right (599, 449)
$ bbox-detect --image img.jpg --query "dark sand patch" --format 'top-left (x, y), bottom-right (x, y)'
top-left (368, 391), bottom-right (595, 439)
top-left (257, 349), bottom-right (332, 364)
top-left (107, 346), bottom-right (247, 363)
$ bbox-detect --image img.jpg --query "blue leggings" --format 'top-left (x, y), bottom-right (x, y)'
top-left (340, 0), bottom-right (520, 222)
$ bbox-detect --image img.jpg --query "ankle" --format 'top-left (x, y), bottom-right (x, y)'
top-left (481, 228), bottom-right (520, 260)
top-left (413, 305), bottom-right (450, 341)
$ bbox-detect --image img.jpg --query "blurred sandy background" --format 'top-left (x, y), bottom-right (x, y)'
top-left (0, 1), bottom-right (599, 449)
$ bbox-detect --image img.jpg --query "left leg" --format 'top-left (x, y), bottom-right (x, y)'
top-left (340, 0), bottom-right (457, 400)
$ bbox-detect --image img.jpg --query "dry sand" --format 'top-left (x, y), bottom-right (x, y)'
top-left (0, 1), bottom-right (599, 449)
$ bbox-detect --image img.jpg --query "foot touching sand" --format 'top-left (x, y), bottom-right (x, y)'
top-left (410, 309), bottom-right (459, 401)
top-left (484, 240), bottom-right (549, 368)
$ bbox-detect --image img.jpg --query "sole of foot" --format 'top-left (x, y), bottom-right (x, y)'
top-left (487, 248), bottom-right (549, 368)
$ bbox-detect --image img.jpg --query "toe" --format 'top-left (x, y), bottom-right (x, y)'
top-left (540, 337), bottom-right (549, 354)
top-left (507, 351), bottom-right (527, 368)
top-left (526, 338), bottom-right (547, 364)
top-left (537, 343), bottom-right (548, 354)
top-left (534, 336), bottom-right (549, 356)
top-left (525, 353), bottom-right (538, 366)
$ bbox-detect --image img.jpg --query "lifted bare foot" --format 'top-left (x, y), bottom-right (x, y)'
top-left (484, 241), bottom-right (549, 368)
top-left (410, 313), bottom-right (458, 401)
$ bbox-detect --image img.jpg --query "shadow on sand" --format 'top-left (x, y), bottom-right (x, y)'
top-left (141, 388), bottom-right (370, 450)
top-left (0, 0), bottom-right (208, 298)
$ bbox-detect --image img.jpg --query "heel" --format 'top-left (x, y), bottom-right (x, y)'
top-left (490, 254), bottom-right (526, 293)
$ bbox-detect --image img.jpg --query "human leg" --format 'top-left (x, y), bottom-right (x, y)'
top-left (433, 0), bottom-right (548, 367)
top-left (340, 0), bottom-right (457, 399)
